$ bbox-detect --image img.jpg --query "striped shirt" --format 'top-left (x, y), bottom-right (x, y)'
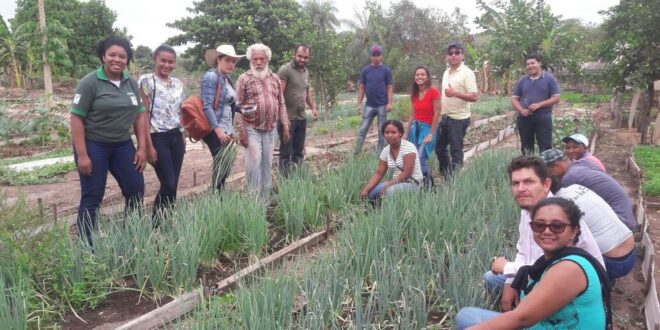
top-left (379, 139), bottom-right (424, 183)
top-left (235, 70), bottom-right (289, 131)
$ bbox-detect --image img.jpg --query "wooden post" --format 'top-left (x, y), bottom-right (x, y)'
top-left (653, 112), bottom-right (660, 145)
top-left (51, 203), bottom-right (57, 224)
top-left (193, 170), bottom-right (197, 186)
top-left (37, 198), bottom-right (44, 219)
top-left (628, 91), bottom-right (641, 129)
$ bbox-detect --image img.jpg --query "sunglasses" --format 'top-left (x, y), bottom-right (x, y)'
top-left (529, 221), bottom-right (570, 234)
top-left (447, 51), bottom-right (462, 56)
top-left (371, 53), bottom-right (382, 57)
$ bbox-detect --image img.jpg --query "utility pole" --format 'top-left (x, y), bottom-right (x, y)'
top-left (38, 0), bottom-right (53, 107)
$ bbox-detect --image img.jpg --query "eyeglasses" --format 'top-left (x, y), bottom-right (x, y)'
top-left (529, 221), bottom-right (570, 234)
top-left (371, 53), bottom-right (382, 57)
top-left (447, 51), bottom-right (462, 56)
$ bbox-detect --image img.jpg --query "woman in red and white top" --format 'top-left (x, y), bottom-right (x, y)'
top-left (404, 66), bottom-right (441, 185)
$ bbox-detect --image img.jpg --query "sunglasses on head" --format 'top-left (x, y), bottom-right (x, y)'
top-left (447, 50), bottom-right (462, 56)
top-left (529, 221), bottom-right (570, 234)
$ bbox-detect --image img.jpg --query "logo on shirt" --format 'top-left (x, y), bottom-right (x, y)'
top-left (73, 93), bottom-right (81, 104)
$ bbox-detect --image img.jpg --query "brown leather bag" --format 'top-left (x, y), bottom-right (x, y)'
top-left (181, 78), bottom-right (222, 142)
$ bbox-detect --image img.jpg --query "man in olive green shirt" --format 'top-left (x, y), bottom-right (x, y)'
top-left (276, 44), bottom-right (318, 175)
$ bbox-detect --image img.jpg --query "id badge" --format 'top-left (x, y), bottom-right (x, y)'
top-left (130, 96), bottom-right (138, 106)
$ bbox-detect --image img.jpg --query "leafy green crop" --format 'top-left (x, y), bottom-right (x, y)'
top-left (0, 161), bottom-right (75, 185)
top-left (634, 145), bottom-right (660, 196)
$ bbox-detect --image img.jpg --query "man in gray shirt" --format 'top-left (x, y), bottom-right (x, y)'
top-left (541, 148), bottom-right (636, 230)
top-left (277, 44), bottom-right (318, 175)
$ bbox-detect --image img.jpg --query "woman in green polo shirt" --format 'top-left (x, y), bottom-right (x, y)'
top-left (70, 35), bottom-right (147, 246)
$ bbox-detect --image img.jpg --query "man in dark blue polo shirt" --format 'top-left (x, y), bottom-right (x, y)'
top-left (356, 45), bottom-right (393, 151)
top-left (512, 54), bottom-right (560, 154)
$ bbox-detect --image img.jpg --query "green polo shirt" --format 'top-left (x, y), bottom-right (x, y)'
top-left (70, 67), bottom-right (145, 143)
top-left (277, 62), bottom-right (309, 120)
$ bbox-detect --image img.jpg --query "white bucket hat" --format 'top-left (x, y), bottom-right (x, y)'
top-left (204, 44), bottom-right (245, 67)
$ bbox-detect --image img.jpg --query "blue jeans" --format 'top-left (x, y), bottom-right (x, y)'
top-left (604, 248), bottom-right (637, 281)
top-left (150, 130), bottom-right (184, 221)
top-left (456, 307), bottom-right (501, 330)
top-left (367, 182), bottom-right (418, 200)
top-left (483, 271), bottom-right (506, 295)
top-left (517, 112), bottom-right (552, 154)
top-left (357, 105), bottom-right (387, 151)
top-left (278, 119), bottom-right (306, 176)
top-left (243, 127), bottom-right (276, 201)
top-left (75, 139), bottom-right (144, 246)
top-left (435, 116), bottom-right (470, 179)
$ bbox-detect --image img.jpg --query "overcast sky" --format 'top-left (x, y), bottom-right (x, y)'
top-left (0, 0), bottom-right (619, 50)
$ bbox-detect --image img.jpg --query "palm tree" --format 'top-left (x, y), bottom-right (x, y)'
top-left (302, 0), bottom-right (339, 34)
top-left (0, 21), bottom-right (32, 88)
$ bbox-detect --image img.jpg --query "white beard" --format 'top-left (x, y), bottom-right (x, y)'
top-left (250, 64), bottom-right (269, 80)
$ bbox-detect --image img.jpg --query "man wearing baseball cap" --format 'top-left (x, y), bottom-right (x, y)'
top-left (541, 148), bottom-right (636, 231)
top-left (435, 42), bottom-right (479, 180)
top-left (356, 44), bottom-right (393, 151)
top-left (562, 133), bottom-right (606, 172)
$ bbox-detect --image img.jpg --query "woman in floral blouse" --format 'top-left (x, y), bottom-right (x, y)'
top-left (138, 44), bottom-right (185, 223)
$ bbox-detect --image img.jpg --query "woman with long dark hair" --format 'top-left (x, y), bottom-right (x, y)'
top-left (360, 119), bottom-right (423, 200)
top-left (456, 197), bottom-right (610, 329)
top-left (138, 44), bottom-right (185, 223)
top-left (405, 66), bottom-right (441, 187)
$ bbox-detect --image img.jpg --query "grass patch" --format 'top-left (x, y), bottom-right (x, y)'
top-left (0, 148), bottom-right (71, 166)
top-left (552, 114), bottom-right (596, 148)
top-left (0, 161), bottom-right (75, 185)
top-left (561, 91), bottom-right (610, 104)
top-left (634, 145), bottom-right (660, 196)
top-left (471, 95), bottom-right (511, 116)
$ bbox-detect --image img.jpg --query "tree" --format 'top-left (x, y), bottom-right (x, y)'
top-left (12, 0), bottom-right (118, 78)
top-left (167, 0), bottom-right (308, 70)
top-left (475, 0), bottom-right (585, 93)
top-left (599, 0), bottom-right (660, 144)
top-left (0, 21), bottom-right (31, 88)
top-left (38, 0), bottom-right (53, 104)
top-left (300, 0), bottom-right (346, 114)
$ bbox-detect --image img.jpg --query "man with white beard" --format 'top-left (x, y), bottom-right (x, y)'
top-left (235, 43), bottom-right (290, 201)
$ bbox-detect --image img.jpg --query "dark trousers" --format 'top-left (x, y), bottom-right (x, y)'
top-left (75, 139), bottom-right (144, 246)
top-left (435, 116), bottom-right (470, 179)
top-left (203, 132), bottom-right (231, 191)
top-left (517, 112), bottom-right (552, 154)
top-left (278, 119), bottom-right (306, 176)
top-left (150, 130), bottom-right (185, 220)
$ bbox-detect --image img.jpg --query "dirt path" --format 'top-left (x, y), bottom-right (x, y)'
top-left (593, 118), bottom-right (646, 329)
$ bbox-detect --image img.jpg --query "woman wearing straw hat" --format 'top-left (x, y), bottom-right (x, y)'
top-left (202, 44), bottom-right (244, 191)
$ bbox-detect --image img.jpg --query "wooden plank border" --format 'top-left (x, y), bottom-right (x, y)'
top-left (111, 230), bottom-right (328, 330)
top-left (627, 156), bottom-right (660, 329)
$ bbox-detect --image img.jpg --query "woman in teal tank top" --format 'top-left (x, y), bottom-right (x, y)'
top-left (456, 197), bottom-right (607, 329)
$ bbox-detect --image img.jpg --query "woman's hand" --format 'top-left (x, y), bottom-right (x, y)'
top-left (422, 134), bottom-right (433, 145)
top-left (360, 188), bottom-right (369, 199)
top-left (147, 145), bottom-right (158, 165)
top-left (134, 147), bottom-right (147, 172)
top-left (77, 154), bottom-right (93, 176)
top-left (215, 128), bottom-right (232, 145)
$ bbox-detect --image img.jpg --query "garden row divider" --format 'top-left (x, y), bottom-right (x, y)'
top-left (626, 155), bottom-right (660, 329)
top-left (110, 230), bottom-right (328, 330)
top-left (107, 123), bottom-right (514, 329)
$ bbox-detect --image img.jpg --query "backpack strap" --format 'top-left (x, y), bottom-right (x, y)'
top-left (512, 247), bottom-right (612, 329)
top-left (212, 73), bottom-right (223, 111)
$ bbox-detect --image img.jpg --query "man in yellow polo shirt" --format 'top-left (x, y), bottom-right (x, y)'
top-left (435, 42), bottom-right (479, 180)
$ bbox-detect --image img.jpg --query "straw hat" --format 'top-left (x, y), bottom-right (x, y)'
top-left (204, 45), bottom-right (245, 67)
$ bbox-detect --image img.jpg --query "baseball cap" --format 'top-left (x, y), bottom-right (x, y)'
top-left (540, 148), bottom-right (566, 165)
top-left (370, 45), bottom-right (383, 56)
top-left (447, 42), bottom-right (464, 52)
top-left (562, 134), bottom-right (589, 147)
